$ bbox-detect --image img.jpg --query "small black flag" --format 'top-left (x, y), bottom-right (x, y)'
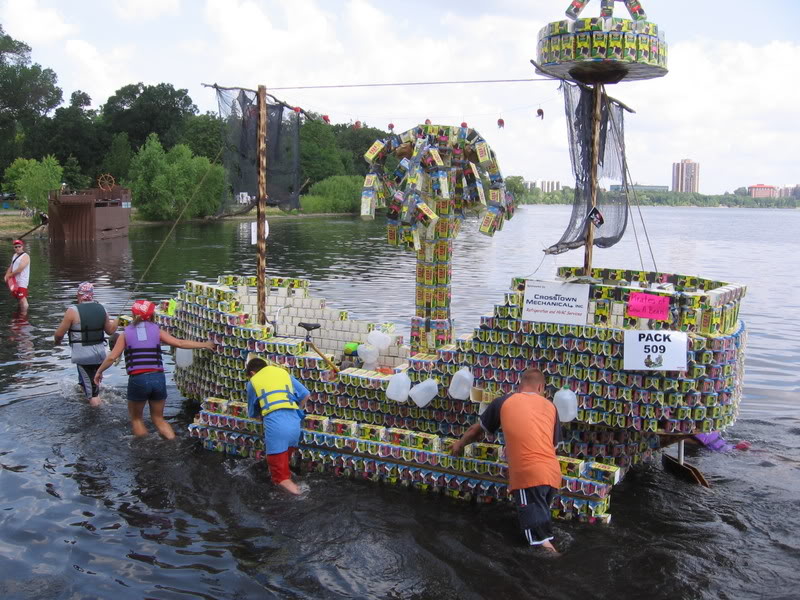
top-left (588, 206), bottom-right (604, 228)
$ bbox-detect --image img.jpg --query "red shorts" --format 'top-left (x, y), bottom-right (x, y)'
top-left (13, 287), bottom-right (28, 299)
top-left (266, 447), bottom-right (296, 483)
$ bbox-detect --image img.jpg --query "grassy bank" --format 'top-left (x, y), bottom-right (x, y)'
top-left (0, 211), bottom-right (42, 239)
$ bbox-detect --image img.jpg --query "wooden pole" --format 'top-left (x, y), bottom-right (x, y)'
top-left (256, 85), bottom-right (267, 325)
top-left (584, 83), bottom-right (603, 276)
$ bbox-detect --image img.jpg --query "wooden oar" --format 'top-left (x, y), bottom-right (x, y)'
top-left (661, 439), bottom-right (710, 487)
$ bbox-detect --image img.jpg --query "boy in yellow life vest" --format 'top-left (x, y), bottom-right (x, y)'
top-left (246, 357), bottom-right (311, 495)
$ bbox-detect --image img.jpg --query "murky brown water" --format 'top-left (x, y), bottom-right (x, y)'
top-left (1, 206), bottom-right (798, 599)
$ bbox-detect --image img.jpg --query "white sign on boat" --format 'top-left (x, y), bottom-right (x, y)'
top-left (623, 330), bottom-right (688, 371)
top-left (522, 280), bottom-right (590, 325)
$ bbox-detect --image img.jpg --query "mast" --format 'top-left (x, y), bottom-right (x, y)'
top-left (256, 85), bottom-right (268, 325)
top-left (584, 83), bottom-right (603, 276)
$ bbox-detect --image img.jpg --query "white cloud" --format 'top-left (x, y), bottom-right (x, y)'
top-left (0, 0), bottom-right (76, 45)
top-left (4, 0), bottom-right (796, 194)
top-left (62, 39), bottom-right (135, 107)
top-left (112, 0), bottom-right (181, 21)
top-left (621, 39), bottom-right (800, 192)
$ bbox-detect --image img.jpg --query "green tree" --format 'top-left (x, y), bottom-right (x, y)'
top-left (299, 119), bottom-right (345, 185)
top-left (128, 134), bottom-right (225, 221)
top-left (733, 187), bottom-right (748, 196)
top-left (101, 82), bottom-right (197, 150)
top-left (12, 155), bottom-right (62, 211)
top-left (24, 90), bottom-right (105, 178)
top-left (102, 132), bottom-right (133, 181)
top-left (62, 155), bottom-right (91, 190)
top-left (0, 25), bottom-right (62, 181)
top-left (504, 175), bottom-right (526, 198)
top-left (300, 175), bottom-right (363, 213)
top-left (2, 157), bottom-right (35, 193)
top-left (331, 123), bottom-right (390, 177)
top-left (180, 112), bottom-right (223, 161)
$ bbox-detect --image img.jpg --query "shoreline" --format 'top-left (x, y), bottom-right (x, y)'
top-left (1, 204), bottom-right (797, 240)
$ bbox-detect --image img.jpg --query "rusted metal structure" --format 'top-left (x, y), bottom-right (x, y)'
top-left (48, 186), bottom-right (132, 241)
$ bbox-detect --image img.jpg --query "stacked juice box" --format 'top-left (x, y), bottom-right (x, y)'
top-left (361, 123), bottom-right (517, 355)
top-left (536, 0), bottom-right (668, 83)
top-left (171, 264), bottom-right (746, 524)
top-left (189, 399), bottom-right (617, 524)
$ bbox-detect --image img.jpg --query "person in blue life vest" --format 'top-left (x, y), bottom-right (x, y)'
top-left (53, 282), bottom-right (118, 406)
top-left (94, 299), bottom-right (214, 439)
top-left (246, 357), bottom-right (310, 495)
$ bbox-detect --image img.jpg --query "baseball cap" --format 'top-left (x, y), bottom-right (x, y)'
top-left (12, 239), bottom-right (23, 247)
top-left (131, 299), bottom-right (156, 320)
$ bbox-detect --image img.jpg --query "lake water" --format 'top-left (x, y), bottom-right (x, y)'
top-left (0, 206), bottom-right (798, 599)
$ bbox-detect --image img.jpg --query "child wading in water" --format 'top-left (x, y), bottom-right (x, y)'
top-left (246, 357), bottom-right (310, 495)
top-left (94, 300), bottom-right (214, 438)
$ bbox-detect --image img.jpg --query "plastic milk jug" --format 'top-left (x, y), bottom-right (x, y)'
top-left (553, 388), bottom-right (578, 422)
top-left (175, 348), bottom-right (193, 368)
top-left (448, 367), bottom-right (473, 400)
top-left (366, 330), bottom-right (392, 352)
top-left (357, 344), bottom-right (379, 370)
top-left (409, 378), bottom-right (438, 408)
top-left (386, 371), bottom-right (412, 403)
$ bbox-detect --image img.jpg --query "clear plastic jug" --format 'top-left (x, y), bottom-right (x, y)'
top-left (409, 378), bottom-right (438, 408)
top-left (386, 371), bottom-right (411, 403)
top-left (175, 348), bottom-right (193, 368)
top-left (553, 388), bottom-right (578, 422)
top-left (448, 367), bottom-right (473, 400)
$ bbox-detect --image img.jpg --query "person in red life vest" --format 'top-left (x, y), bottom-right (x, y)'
top-left (53, 282), bottom-right (118, 406)
top-left (5, 239), bottom-right (30, 313)
top-left (452, 367), bottom-right (562, 553)
top-left (94, 299), bottom-right (214, 439)
top-left (246, 357), bottom-right (311, 495)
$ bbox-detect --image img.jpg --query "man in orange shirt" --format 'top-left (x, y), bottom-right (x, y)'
top-left (452, 368), bottom-right (562, 552)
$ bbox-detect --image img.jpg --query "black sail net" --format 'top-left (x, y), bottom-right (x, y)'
top-left (214, 87), bottom-right (301, 212)
top-left (545, 82), bottom-right (628, 255)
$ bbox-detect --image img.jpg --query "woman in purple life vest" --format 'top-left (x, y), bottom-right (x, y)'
top-left (94, 299), bottom-right (214, 439)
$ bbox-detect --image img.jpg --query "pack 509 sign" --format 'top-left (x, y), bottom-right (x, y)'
top-left (522, 281), bottom-right (590, 326)
top-left (623, 330), bottom-right (688, 371)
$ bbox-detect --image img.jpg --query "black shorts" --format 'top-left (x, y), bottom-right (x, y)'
top-left (514, 485), bottom-right (556, 545)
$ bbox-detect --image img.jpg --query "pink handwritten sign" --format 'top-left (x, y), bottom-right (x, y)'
top-left (627, 292), bottom-right (670, 321)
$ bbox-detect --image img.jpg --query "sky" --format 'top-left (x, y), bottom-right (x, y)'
top-left (1, 0), bottom-right (798, 194)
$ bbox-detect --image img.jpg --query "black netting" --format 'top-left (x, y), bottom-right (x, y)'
top-left (215, 87), bottom-right (301, 212)
top-left (545, 82), bottom-right (628, 255)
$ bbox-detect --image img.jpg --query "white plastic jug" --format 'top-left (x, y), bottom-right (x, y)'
top-left (386, 371), bottom-right (411, 403)
top-left (553, 388), bottom-right (578, 422)
top-left (366, 330), bottom-right (392, 352)
top-left (409, 378), bottom-right (438, 408)
top-left (175, 348), bottom-right (193, 368)
top-left (357, 343), bottom-right (380, 371)
top-left (448, 367), bottom-right (473, 400)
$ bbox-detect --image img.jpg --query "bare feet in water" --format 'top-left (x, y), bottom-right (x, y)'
top-left (89, 396), bottom-right (101, 407)
top-left (541, 540), bottom-right (559, 555)
top-left (278, 479), bottom-right (301, 495)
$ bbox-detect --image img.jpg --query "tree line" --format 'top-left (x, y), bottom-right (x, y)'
top-left (503, 177), bottom-right (799, 209)
top-left (5, 25), bottom-right (792, 221)
top-left (0, 25), bottom-right (396, 220)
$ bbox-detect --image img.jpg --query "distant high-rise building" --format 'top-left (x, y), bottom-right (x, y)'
top-left (536, 180), bottom-right (562, 193)
top-left (672, 159), bottom-right (700, 193)
top-left (748, 184), bottom-right (777, 199)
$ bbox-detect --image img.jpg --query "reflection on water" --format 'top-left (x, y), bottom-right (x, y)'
top-left (0, 207), bottom-right (799, 598)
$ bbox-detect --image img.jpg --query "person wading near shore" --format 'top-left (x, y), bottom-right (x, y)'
top-left (5, 239), bottom-right (30, 313)
top-left (451, 367), bottom-right (563, 553)
top-left (53, 282), bottom-right (118, 406)
top-left (246, 357), bottom-right (310, 495)
top-left (94, 299), bottom-right (214, 439)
